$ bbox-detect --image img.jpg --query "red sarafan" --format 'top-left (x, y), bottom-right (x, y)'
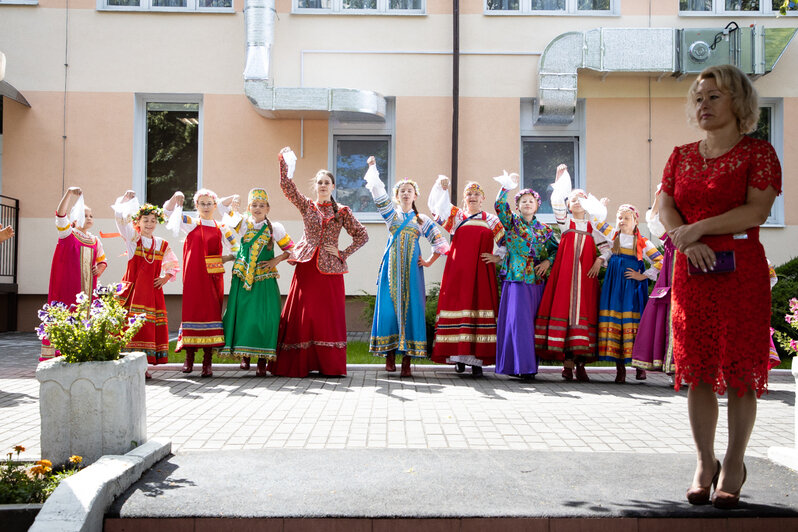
top-left (662, 135), bottom-right (782, 397)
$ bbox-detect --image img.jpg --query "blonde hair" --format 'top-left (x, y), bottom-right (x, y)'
top-left (687, 64), bottom-right (759, 134)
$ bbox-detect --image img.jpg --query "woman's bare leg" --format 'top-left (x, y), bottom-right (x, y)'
top-left (688, 382), bottom-right (719, 489)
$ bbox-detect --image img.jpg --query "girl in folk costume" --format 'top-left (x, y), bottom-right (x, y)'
top-left (268, 147), bottom-right (368, 377)
top-left (428, 176), bottom-right (505, 377)
top-left (767, 260), bottom-right (781, 370)
top-left (493, 172), bottom-right (558, 380)
top-left (41, 187), bottom-right (108, 360)
top-left (595, 204), bottom-right (664, 383)
top-left (363, 157), bottom-right (449, 377)
top-left (164, 189), bottom-right (239, 378)
top-left (632, 186), bottom-right (678, 379)
top-left (113, 191), bottom-right (180, 379)
top-left (220, 188), bottom-right (295, 377)
top-left (535, 164), bottom-right (611, 382)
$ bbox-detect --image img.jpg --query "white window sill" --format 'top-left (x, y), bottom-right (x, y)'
top-left (0, 0), bottom-right (39, 5)
top-left (292, 9), bottom-right (425, 15)
top-left (98, 6), bottom-right (234, 12)
top-left (679, 11), bottom-right (795, 16)
top-left (484, 10), bottom-right (618, 16)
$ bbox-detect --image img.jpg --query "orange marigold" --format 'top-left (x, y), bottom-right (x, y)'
top-left (69, 455), bottom-right (83, 464)
top-left (13, 445), bottom-right (26, 453)
top-left (36, 459), bottom-right (53, 468)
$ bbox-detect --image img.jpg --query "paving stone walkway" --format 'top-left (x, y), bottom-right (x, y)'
top-left (1, 333), bottom-right (794, 464)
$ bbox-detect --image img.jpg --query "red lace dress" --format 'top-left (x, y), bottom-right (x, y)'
top-left (661, 136), bottom-right (781, 397)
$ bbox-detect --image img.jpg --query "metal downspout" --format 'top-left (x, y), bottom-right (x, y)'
top-left (451, 0), bottom-right (460, 205)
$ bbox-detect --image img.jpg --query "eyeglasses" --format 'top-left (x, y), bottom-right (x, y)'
top-left (197, 201), bottom-right (216, 208)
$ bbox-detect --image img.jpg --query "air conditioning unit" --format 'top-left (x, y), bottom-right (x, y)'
top-left (678, 26), bottom-right (758, 74)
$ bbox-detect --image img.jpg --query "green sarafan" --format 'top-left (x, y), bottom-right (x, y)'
top-left (36, 283), bottom-right (145, 363)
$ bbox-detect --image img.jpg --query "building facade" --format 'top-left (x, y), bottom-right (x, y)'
top-left (1, 0), bottom-right (796, 331)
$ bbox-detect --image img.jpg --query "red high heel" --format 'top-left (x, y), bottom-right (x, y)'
top-left (712, 463), bottom-right (746, 509)
top-left (686, 459), bottom-right (721, 505)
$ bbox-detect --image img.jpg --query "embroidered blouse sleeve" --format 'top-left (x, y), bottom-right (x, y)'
top-left (113, 211), bottom-right (139, 261)
top-left (373, 191), bottom-right (398, 227)
top-left (747, 140), bottom-right (782, 194)
top-left (338, 208), bottom-right (369, 262)
top-left (591, 225), bottom-right (612, 264)
top-left (420, 214), bottom-right (450, 255)
top-left (550, 189), bottom-right (570, 231)
top-left (488, 214), bottom-right (505, 246)
top-left (161, 240), bottom-right (180, 280)
top-left (280, 155), bottom-right (315, 215)
top-left (438, 206), bottom-right (463, 234)
top-left (55, 213), bottom-right (72, 240)
top-left (220, 223), bottom-right (240, 255)
top-left (271, 221), bottom-right (296, 253)
top-left (95, 237), bottom-right (107, 265)
top-left (641, 237), bottom-right (663, 281)
top-left (163, 206), bottom-right (199, 235)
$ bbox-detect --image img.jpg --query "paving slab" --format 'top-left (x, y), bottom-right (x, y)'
top-left (108, 449), bottom-right (798, 519)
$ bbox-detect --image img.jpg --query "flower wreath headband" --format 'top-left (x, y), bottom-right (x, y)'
top-left (392, 178), bottom-right (420, 200)
top-left (617, 203), bottom-right (640, 221)
top-left (463, 182), bottom-right (484, 196)
top-left (514, 188), bottom-right (541, 208)
top-left (133, 204), bottom-right (166, 224)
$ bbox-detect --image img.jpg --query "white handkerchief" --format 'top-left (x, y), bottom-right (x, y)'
top-left (69, 194), bottom-right (86, 228)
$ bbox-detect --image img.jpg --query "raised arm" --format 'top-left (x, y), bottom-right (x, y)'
top-left (364, 157), bottom-right (396, 226)
top-left (56, 187), bottom-right (82, 217)
top-left (279, 147), bottom-right (314, 215)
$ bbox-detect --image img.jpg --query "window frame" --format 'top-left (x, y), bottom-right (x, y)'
top-left (520, 99), bottom-right (587, 225)
top-left (484, 0), bottom-right (619, 16)
top-left (679, 0), bottom-right (797, 16)
top-left (133, 93), bottom-right (204, 211)
top-left (328, 97), bottom-right (396, 223)
top-left (293, 0), bottom-right (425, 15)
top-left (0, 0), bottom-right (39, 5)
top-left (97, 0), bottom-right (234, 13)
top-left (758, 97), bottom-right (785, 227)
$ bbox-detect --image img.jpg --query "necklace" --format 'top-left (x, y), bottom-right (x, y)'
top-left (699, 135), bottom-right (743, 170)
top-left (140, 235), bottom-right (157, 264)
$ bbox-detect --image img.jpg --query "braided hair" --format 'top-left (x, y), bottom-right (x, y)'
top-left (411, 201), bottom-right (423, 226)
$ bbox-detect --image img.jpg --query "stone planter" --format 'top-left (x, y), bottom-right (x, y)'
top-left (35, 352), bottom-right (147, 467)
top-left (0, 503), bottom-right (43, 532)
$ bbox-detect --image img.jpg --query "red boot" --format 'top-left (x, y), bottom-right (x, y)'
top-left (562, 366), bottom-right (574, 381)
top-left (615, 363), bottom-right (626, 384)
top-left (635, 367), bottom-right (647, 380)
top-left (575, 363), bottom-right (590, 382)
top-left (386, 353), bottom-right (396, 372)
top-left (400, 356), bottom-right (412, 377)
top-left (201, 349), bottom-right (213, 378)
top-left (256, 358), bottom-right (268, 377)
top-left (182, 351), bottom-right (195, 374)
top-left (240, 357), bottom-right (251, 370)
top-left (145, 370), bottom-right (153, 380)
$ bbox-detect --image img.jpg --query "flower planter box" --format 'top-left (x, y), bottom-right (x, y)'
top-left (0, 503), bottom-right (44, 531)
top-left (35, 352), bottom-right (147, 467)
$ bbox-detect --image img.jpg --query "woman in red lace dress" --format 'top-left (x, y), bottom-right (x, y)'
top-left (659, 65), bottom-right (781, 509)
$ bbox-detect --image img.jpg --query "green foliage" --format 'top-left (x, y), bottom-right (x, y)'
top-left (772, 257), bottom-right (798, 359)
top-left (0, 448), bottom-right (82, 504)
top-left (37, 284), bottom-right (145, 363)
top-left (146, 106), bottom-right (199, 209)
top-left (356, 290), bottom-right (377, 326)
top-left (425, 282), bottom-right (440, 329)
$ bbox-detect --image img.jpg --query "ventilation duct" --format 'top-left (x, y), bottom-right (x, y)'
top-left (244, 0), bottom-right (386, 120)
top-left (535, 25), bottom-right (797, 125)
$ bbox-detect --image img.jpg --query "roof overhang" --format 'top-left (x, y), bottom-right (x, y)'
top-left (0, 51), bottom-right (31, 107)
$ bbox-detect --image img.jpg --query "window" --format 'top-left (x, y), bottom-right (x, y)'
top-left (134, 95), bottom-right (203, 210)
top-left (99, 0), bottom-right (232, 12)
top-left (520, 99), bottom-right (586, 222)
top-left (522, 138), bottom-right (579, 216)
top-left (0, 0), bottom-right (39, 5)
top-left (329, 98), bottom-right (395, 221)
top-left (486, 0), bottom-right (616, 14)
top-left (747, 99), bottom-right (785, 225)
top-left (294, 0), bottom-right (424, 14)
top-left (679, 0), bottom-right (797, 15)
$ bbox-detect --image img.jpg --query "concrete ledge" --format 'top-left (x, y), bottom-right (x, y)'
top-left (29, 439), bottom-right (171, 532)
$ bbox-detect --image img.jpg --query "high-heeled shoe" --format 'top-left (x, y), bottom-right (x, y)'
top-left (686, 459), bottom-right (721, 505)
top-left (712, 463), bottom-right (746, 509)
